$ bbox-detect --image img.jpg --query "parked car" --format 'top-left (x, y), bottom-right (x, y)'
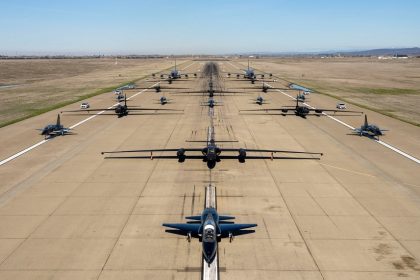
top-left (336, 102), bottom-right (346, 110)
top-left (80, 102), bottom-right (90, 109)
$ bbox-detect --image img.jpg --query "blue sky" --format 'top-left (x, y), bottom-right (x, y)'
top-left (1, 0), bottom-right (419, 54)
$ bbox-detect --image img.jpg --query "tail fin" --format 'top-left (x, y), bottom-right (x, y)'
top-left (247, 58), bottom-right (250, 70)
top-left (174, 58), bottom-right (177, 71)
top-left (364, 115), bottom-right (368, 127)
top-left (56, 114), bottom-right (61, 126)
top-left (124, 93), bottom-right (127, 107)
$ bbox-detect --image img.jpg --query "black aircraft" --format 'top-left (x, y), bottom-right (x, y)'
top-left (163, 206), bottom-right (257, 265)
top-left (37, 114), bottom-right (72, 139)
top-left (251, 93), bottom-right (269, 105)
top-left (101, 126), bottom-right (323, 169)
top-left (352, 115), bottom-right (388, 139)
top-left (201, 98), bottom-right (222, 108)
top-left (62, 94), bottom-right (181, 118)
top-left (157, 96), bottom-right (171, 105)
top-left (241, 95), bottom-right (363, 118)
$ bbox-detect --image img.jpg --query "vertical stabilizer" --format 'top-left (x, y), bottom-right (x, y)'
top-left (364, 115), bottom-right (368, 127)
top-left (56, 114), bottom-right (61, 126)
top-left (124, 92), bottom-right (127, 107)
top-left (247, 58), bottom-right (250, 70)
top-left (175, 58), bottom-right (177, 71)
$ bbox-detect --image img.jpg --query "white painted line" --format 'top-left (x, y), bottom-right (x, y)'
top-left (0, 140), bottom-right (49, 166)
top-left (272, 85), bottom-right (420, 165)
top-left (0, 61), bottom-right (197, 167)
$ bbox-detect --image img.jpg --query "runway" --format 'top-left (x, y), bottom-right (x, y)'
top-left (0, 59), bottom-right (420, 280)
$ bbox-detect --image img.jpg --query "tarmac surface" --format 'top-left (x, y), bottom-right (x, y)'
top-left (0, 60), bottom-right (420, 279)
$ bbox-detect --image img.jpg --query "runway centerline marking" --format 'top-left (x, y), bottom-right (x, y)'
top-left (0, 62), bottom-right (196, 167)
top-left (227, 61), bottom-right (420, 165)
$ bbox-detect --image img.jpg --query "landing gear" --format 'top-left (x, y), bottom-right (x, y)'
top-left (229, 232), bottom-right (234, 243)
top-left (187, 232), bottom-right (191, 242)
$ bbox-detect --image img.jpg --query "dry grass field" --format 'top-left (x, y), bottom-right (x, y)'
top-left (0, 58), bottom-right (182, 127)
top-left (1, 57), bottom-right (420, 128)
top-left (247, 57), bottom-right (420, 126)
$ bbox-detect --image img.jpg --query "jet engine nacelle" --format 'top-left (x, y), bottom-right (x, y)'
top-left (160, 74), bottom-right (164, 78)
top-left (152, 74), bottom-right (156, 78)
top-left (281, 109), bottom-right (288, 113)
top-left (315, 109), bottom-right (323, 114)
top-left (261, 74), bottom-right (265, 78)
top-left (269, 73), bottom-right (273, 77)
top-left (194, 73), bottom-right (197, 77)
top-left (185, 74), bottom-right (189, 78)
top-left (177, 148), bottom-right (185, 158)
top-left (236, 74), bottom-right (240, 79)
top-left (227, 73), bottom-right (231, 77)
top-left (238, 148), bottom-right (247, 162)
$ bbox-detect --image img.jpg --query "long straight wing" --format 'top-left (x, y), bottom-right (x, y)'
top-left (308, 109), bottom-right (363, 114)
top-left (221, 148), bottom-right (323, 156)
top-left (101, 148), bottom-right (203, 154)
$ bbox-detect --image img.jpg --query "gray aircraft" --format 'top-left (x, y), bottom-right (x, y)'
top-left (152, 59), bottom-right (197, 83)
top-left (227, 59), bottom-right (272, 84)
top-left (101, 126), bottom-right (323, 169)
top-left (201, 98), bottom-right (222, 108)
top-left (37, 114), bottom-right (72, 139)
top-left (241, 95), bottom-right (363, 118)
top-left (62, 94), bottom-right (181, 118)
top-left (352, 115), bottom-right (387, 139)
top-left (163, 206), bottom-right (257, 265)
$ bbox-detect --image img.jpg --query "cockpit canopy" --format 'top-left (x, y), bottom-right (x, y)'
top-left (203, 224), bottom-right (216, 242)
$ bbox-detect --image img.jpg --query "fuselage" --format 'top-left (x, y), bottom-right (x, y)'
top-left (114, 104), bottom-right (128, 117)
top-left (360, 125), bottom-right (383, 136)
top-left (200, 208), bottom-right (219, 264)
top-left (41, 124), bottom-right (64, 136)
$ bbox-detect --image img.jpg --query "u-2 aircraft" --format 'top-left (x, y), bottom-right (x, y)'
top-left (241, 95), bottom-right (363, 118)
top-left (62, 94), bottom-right (181, 118)
top-left (163, 206), bottom-right (257, 265)
top-left (101, 126), bottom-right (323, 169)
top-left (37, 114), bottom-right (72, 139)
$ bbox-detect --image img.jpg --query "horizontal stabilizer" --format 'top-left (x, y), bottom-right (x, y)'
top-left (185, 216), bottom-right (201, 220)
top-left (219, 215), bottom-right (235, 220)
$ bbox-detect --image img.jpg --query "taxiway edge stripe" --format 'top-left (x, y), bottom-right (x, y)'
top-left (227, 61), bottom-right (420, 164)
top-left (0, 61), bottom-right (197, 167)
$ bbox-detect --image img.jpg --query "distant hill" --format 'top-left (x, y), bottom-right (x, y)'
top-left (337, 48), bottom-right (420, 56)
top-left (235, 48), bottom-right (420, 57)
